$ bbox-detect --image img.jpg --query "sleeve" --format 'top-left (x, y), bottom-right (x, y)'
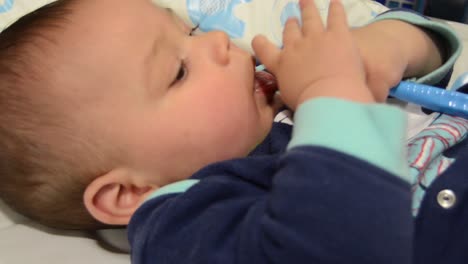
top-left (128, 99), bottom-right (413, 264)
top-left (371, 9), bottom-right (462, 87)
top-left (289, 97), bottom-right (409, 181)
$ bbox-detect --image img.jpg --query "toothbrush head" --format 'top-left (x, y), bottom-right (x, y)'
top-left (255, 64), bottom-right (266, 72)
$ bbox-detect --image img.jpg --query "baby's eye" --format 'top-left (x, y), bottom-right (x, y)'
top-left (189, 25), bottom-right (199, 36)
top-left (171, 62), bottom-right (187, 85)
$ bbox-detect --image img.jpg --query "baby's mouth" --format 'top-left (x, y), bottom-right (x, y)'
top-left (254, 71), bottom-right (278, 104)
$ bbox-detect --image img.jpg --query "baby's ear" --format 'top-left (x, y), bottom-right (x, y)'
top-left (83, 168), bottom-right (158, 226)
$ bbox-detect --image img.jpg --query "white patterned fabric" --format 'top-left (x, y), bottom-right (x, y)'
top-left (0, 0), bottom-right (57, 32)
top-left (154, 0), bottom-right (388, 53)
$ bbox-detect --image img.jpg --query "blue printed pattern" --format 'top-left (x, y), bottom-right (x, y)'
top-left (0, 0), bottom-right (14, 13)
top-left (408, 114), bottom-right (468, 215)
top-left (280, 2), bottom-right (301, 28)
top-left (187, 0), bottom-right (251, 38)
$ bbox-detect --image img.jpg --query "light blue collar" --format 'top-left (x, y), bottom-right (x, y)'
top-left (145, 179), bottom-right (200, 201)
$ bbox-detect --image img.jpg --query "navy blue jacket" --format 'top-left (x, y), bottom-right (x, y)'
top-left (128, 120), bottom-right (468, 264)
top-left (128, 9), bottom-right (467, 263)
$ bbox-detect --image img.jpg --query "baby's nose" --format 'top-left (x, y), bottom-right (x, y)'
top-left (210, 31), bottom-right (230, 44)
top-left (205, 31), bottom-right (230, 65)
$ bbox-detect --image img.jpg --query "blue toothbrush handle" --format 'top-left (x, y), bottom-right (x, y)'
top-left (389, 81), bottom-right (468, 119)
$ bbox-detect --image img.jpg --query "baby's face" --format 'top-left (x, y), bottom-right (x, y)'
top-left (54, 0), bottom-right (276, 185)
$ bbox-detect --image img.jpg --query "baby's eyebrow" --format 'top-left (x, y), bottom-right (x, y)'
top-left (165, 8), bottom-right (192, 34)
top-left (142, 30), bottom-right (163, 97)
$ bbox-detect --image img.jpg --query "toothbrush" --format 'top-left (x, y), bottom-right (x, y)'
top-left (389, 81), bottom-right (468, 119)
top-left (255, 64), bottom-right (468, 119)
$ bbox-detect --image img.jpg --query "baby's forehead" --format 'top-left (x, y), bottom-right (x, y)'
top-left (32, 0), bottom-right (181, 103)
top-left (70, 0), bottom-right (160, 23)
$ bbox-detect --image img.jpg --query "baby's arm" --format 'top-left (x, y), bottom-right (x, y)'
top-left (254, 1), bottom-right (411, 262)
top-left (348, 10), bottom-right (461, 102)
top-left (253, 0), bottom-right (408, 174)
top-left (129, 1), bottom-right (411, 263)
top-left (355, 19), bottom-right (444, 79)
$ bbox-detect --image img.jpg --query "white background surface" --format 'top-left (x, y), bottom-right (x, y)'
top-left (0, 201), bottom-right (130, 264)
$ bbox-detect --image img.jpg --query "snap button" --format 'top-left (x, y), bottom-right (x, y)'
top-left (437, 189), bottom-right (456, 209)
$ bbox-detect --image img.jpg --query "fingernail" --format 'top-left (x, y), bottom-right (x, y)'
top-left (299, 0), bottom-right (307, 9)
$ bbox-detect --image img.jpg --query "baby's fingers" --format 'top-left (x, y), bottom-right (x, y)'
top-left (283, 18), bottom-right (302, 46)
top-left (300, 0), bottom-right (324, 35)
top-left (327, 0), bottom-right (348, 31)
top-left (252, 35), bottom-right (281, 74)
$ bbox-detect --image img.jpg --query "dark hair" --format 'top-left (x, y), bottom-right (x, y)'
top-left (0, 0), bottom-right (108, 230)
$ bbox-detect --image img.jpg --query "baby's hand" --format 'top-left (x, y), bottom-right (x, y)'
top-left (252, 0), bottom-right (374, 110)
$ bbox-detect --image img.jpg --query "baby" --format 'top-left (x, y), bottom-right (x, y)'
top-left (0, 0), bottom-right (464, 262)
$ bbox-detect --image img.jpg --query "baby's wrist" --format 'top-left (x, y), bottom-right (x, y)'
top-left (296, 79), bottom-right (375, 108)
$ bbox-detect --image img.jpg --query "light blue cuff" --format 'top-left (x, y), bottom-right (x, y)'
top-left (145, 179), bottom-right (200, 201)
top-left (370, 11), bottom-right (462, 87)
top-left (288, 98), bottom-right (409, 182)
